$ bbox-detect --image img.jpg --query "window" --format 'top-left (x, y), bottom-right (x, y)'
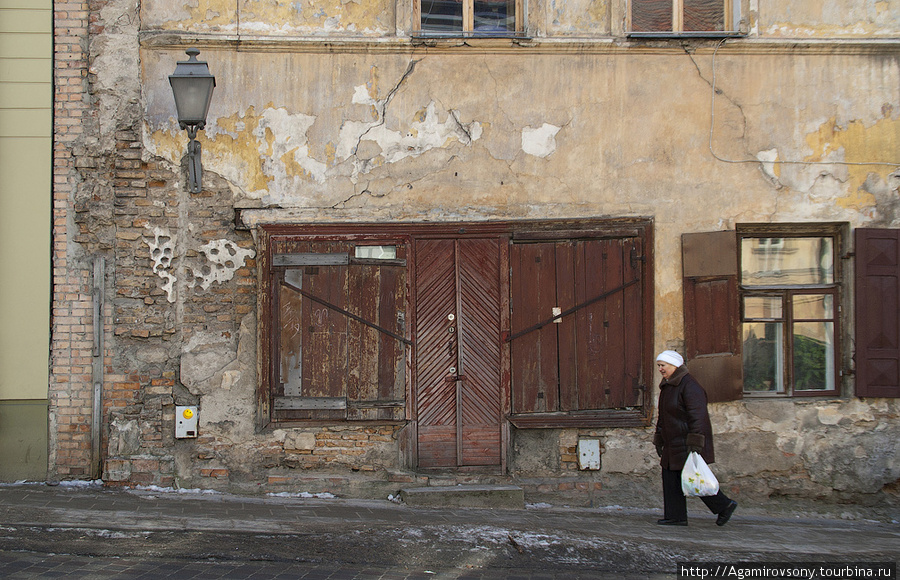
top-left (630, 0), bottom-right (739, 34)
top-left (266, 237), bottom-right (408, 423)
top-left (416, 0), bottom-right (522, 36)
top-left (682, 225), bottom-right (845, 402)
top-left (740, 234), bottom-right (840, 396)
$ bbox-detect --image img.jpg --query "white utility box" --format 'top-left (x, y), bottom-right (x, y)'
top-left (175, 405), bottom-right (199, 438)
top-left (578, 438), bottom-right (601, 470)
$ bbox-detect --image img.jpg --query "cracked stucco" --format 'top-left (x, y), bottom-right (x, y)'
top-left (141, 0), bottom-right (394, 35)
top-left (522, 123), bottom-right (562, 158)
top-left (143, 12), bottom-right (899, 225)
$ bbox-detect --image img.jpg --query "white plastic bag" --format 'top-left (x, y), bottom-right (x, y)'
top-left (681, 451), bottom-right (720, 497)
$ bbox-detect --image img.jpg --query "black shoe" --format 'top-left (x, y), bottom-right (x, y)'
top-left (657, 518), bottom-right (688, 526)
top-left (716, 501), bottom-right (737, 526)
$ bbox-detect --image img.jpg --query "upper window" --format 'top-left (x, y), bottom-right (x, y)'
top-left (417, 0), bottom-right (521, 36)
top-left (630, 0), bottom-right (738, 34)
top-left (740, 235), bottom-right (840, 396)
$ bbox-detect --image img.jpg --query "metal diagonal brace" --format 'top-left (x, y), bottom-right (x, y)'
top-left (282, 281), bottom-right (413, 346)
top-left (504, 278), bottom-right (641, 344)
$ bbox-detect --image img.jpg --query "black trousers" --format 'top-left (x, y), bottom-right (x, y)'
top-left (662, 467), bottom-right (732, 522)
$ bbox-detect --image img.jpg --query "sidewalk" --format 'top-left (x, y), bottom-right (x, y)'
top-left (0, 482), bottom-right (897, 578)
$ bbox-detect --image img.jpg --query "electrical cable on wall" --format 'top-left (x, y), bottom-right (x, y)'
top-left (708, 39), bottom-right (900, 169)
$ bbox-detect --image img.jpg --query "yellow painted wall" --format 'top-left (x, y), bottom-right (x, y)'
top-left (0, 0), bottom-right (52, 479)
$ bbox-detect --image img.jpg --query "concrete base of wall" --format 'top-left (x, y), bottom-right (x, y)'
top-left (399, 485), bottom-right (525, 509)
top-left (0, 400), bottom-right (48, 482)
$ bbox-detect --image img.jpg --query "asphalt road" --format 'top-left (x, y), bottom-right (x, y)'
top-left (0, 483), bottom-right (897, 579)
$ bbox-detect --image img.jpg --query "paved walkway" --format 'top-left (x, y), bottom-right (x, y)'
top-left (0, 482), bottom-right (897, 579)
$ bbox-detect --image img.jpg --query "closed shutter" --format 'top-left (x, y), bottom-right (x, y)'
top-left (510, 237), bottom-right (644, 414)
top-left (272, 240), bottom-right (408, 421)
top-left (855, 228), bottom-right (900, 398)
top-left (682, 231), bottom-right (743, 403)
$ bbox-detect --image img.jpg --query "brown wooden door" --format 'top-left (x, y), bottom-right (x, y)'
top-left (415, 238), bottom-right (503, 468)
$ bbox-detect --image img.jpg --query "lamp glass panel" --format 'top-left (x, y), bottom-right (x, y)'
top-left (170, 77), bottom-right (215, 125)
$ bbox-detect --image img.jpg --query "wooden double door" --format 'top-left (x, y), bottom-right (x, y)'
top-left (414, 238), bottom-right (504, 468)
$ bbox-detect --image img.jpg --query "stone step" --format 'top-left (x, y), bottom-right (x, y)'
top-left (399, 484), bottom-right (525, 509)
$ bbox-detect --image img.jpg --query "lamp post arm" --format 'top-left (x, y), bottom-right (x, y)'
top-left (187, 138), bottom-right (202, 193)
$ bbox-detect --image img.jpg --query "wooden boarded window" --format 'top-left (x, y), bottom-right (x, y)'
top-left (270, 239), bottom-right (408, 422)
top-left (855, 228), bottom-right (900, 398)
top-left (508, 235), bottom-right (649, 427)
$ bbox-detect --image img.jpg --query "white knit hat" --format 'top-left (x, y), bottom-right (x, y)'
top-left (656, 350), bottom-right (684, 367)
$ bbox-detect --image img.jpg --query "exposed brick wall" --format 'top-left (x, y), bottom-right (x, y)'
top-left (51, 0), bottom-right (94, 480)
top-left (52, 0), bottom-right (256, 486)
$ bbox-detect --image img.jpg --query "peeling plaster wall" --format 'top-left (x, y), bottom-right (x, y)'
top-left (144, 50), bottom-right (899, 227)
top-left (140, 42), bottom-right (900, 505)
top-left (141, 0), bottom-right (396, 36)
top-left (762, 0), bottom-right (899, 37)
top-left (51, 0), bottom-right (900, 508)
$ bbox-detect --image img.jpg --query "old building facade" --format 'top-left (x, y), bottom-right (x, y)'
top-left (49, 0), bottom-right (899, 508)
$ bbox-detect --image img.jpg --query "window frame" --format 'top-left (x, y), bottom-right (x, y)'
top-left (413, 0), bottom-right (525, 38)
top-left (628, 0), bottom-right (744, 37)
top-left (737, 224), bottom-right (845, 398)
top-left (260, 230), bottom-right (412, 428)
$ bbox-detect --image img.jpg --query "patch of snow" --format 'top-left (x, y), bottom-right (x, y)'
top-left (267, 491), bottom-right (336, 499)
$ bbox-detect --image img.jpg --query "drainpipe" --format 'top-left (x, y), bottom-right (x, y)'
top-left (91, 257), bottom-right (105, 480)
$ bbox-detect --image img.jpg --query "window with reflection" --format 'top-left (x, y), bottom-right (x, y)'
top-left (740, 235), bottom-right (839, 396)
top-left (418, 0), bottom-right (520, 36)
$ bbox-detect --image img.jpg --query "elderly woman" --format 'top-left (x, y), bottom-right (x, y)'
top-left (653, 350), bottom-right (737, 526)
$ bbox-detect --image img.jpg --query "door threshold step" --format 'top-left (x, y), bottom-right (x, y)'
top-left (399, 484), bottom-right (524, 509)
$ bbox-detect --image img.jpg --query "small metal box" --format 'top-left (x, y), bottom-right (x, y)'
top-left (578, 439), bottom-right (601, 470)
top-left (175, 406), bottom-right (199, 438)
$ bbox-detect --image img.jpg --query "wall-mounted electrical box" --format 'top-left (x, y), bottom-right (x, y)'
top-left (175, 406), bottom-right (198, 438)
top-left (578, 438), bottom-right (601, 470)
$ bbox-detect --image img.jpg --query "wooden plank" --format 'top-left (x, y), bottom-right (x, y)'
top-left (556, 241), bottom-right (578, 411)
top-left (623, 238), bottom-right (645, 407)
top-left (510, 242), bottom-right (559, 414)
top-left (275, 397), bottom-right (347, 410)
top-left (458, 238), bottom-right (502, 466)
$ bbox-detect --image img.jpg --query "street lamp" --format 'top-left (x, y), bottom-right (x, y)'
top-left (169, 49), bottom-right (216, 193)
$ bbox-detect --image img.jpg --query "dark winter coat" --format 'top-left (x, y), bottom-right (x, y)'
top-left (653, 366), bottom-right (715, 470)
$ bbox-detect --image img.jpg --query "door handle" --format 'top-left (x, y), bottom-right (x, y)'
top-left (444, 374), bottom-right (467, 382)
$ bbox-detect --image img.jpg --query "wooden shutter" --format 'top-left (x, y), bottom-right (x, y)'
top-left (855, 228), bottom-right (900, 397)
top-left (511, 237), bottom-right (644, 413)
top-left (346, 256), bottom-right (407, 421)
top-left (682, 231), bottom-right (742, 403)
top-left (272, 240), bottom-right (408, 421)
